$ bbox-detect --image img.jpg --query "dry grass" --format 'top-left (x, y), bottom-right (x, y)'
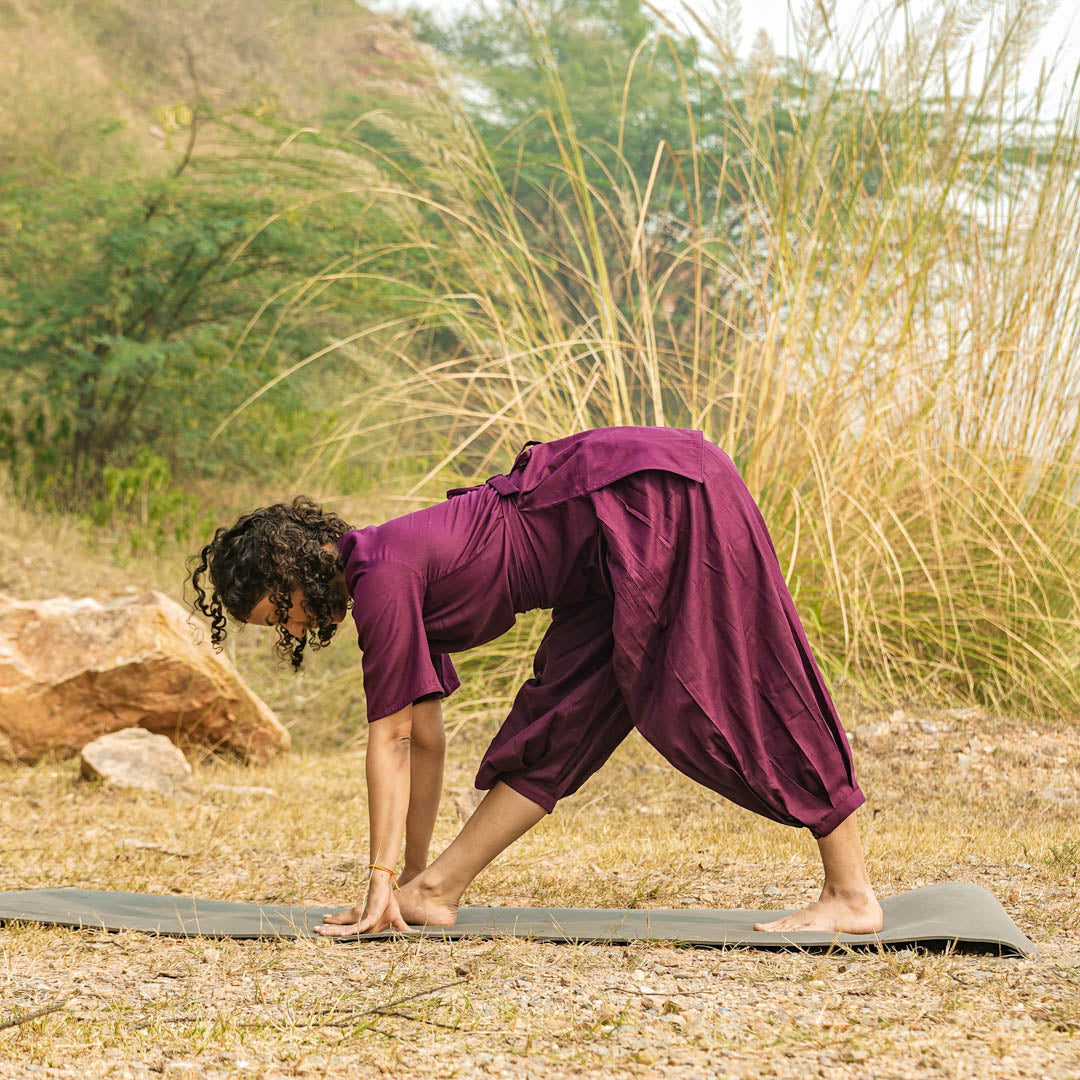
top-left (0, 711), bottom-right (1077, 1079)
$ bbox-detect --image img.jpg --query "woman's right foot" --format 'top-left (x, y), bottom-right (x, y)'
top-left (396, 875), bottom-right (460, 927)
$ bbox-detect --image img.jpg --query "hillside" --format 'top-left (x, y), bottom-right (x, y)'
top-left (0, 0), bottom-right (434, 177)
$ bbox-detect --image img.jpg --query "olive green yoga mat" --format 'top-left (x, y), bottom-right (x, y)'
top-left (0, 883), bottom-right (1034, 956)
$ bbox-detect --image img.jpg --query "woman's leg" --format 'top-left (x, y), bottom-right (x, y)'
top-left (398, 595), bottom-right (633, 926)
top-left (396, 781), bottom-right (546, 925)
top-left (753, 810), bottom-right (882, 933)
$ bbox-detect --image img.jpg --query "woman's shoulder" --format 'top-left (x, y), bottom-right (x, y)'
top-left (338, 525), bottom-right (425, 593)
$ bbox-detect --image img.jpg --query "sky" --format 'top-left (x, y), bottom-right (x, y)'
top-left (385, 0), bottom-right (1080, 111)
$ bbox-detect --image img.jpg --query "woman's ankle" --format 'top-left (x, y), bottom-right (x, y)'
top-left (821, 880), bottom-right (877, 905)
top-left (409, 865), bottom-right (454, 900)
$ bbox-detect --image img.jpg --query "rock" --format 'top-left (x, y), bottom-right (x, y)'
top-left (946, 705), bottom-right (986, 722)
top-left (80, 728), bottom-right (193, 796)
top-left (918, 720), bottom-right (940, 735)
top-left (855, 721), bottom-right (891, 740)
top-left (162, 1064), bottom-right (201, 1079)
top-left (1044, 787), bottom-right (1077, 804)
top-left (763, 884), bottom-right (782, 897)
top-left (454, 788), bottom-right (487, 823)
top-left (0, 591), bottom-right (289, 763)
top-left (204, 784), bottom-right (278, 799)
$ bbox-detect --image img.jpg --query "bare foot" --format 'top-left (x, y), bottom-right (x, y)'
top-left (754, 886), bottom-right (883, 935)
top-left (396, 876), bottom-right (460, 927)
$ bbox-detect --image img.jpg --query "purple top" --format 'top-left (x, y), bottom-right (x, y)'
top-left (337, 427), bottom-right (704, 721)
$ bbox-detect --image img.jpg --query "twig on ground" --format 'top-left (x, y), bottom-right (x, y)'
top-left (327, 1010), bottom-right (462, 1031)
top-left (309, 977), bottom-right (471, 1022)
top-left (0, 1000), bottom-right (68, 1031)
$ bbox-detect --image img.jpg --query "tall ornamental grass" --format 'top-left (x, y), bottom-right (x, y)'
top-left (276, 0), bottom-right (1080, 721)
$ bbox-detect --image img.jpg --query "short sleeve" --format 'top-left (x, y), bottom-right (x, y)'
top-left (347, 556), bottom-right (460, 723)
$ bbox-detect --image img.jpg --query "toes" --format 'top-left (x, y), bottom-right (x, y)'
top-left (754, 917), bottom-right (808, 933)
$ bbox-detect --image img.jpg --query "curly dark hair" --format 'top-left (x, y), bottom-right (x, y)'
top-left (188, 495), bottom-right (354, 670)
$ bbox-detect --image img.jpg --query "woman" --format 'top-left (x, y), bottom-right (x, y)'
top-left (190, 427), bottom-right (882, 937)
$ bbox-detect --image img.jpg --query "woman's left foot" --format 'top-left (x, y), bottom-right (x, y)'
top-left (753, 886), bottom-right (883, 934)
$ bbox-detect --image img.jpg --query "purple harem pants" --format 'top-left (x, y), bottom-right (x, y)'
top-left (474, 441), bottom-right (865, 838)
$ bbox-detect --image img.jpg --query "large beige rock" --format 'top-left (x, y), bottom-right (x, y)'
top-left (0, 591), bottom-right (290, 763)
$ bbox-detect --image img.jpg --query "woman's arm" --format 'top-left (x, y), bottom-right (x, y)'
top-left (366, 704), bottom-right (414, 881)
top-left (402, 698), bottom-right (446, 883)
top-left (317, 703), bottom-right (414, 935)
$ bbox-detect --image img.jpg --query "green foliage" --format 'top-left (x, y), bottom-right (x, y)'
top-left (91, 449), bottom-right (214, 555)
top-left (1046, 838), bottom-right (1080, 875)
top-left (412, 0), bottom-right (705, 178)
top-left (0, 0), bottom-right (439, 510)
top-left (0, 115), bottom-right (417, 508)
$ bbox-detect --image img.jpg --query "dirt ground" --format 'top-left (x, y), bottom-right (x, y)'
top-left (0, 707), bottom-right (1077, 1079)
top-left (0, 494), bottom-right (1077, 1078)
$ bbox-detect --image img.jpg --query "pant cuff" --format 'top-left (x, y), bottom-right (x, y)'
top-left (478, 773), bottom-right (557, 814)
top-left (808, 784), bottom-right (866, 839)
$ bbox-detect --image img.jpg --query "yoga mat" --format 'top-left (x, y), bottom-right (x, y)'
top-left (0, 882), bottom-right (1034, 956)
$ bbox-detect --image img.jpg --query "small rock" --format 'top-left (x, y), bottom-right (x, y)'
top-left (856, 721), bottom-right (890, 740)
top-left (840, 1048), bottom-right (869, 1063)
top-left (763, 884), bottom-right (782, 898)
top-left (204, 783), bottom-right (277, 799)
top-left (80, 728), bottom-right (192, 796)
top-left (454, 788), bottom-right (486, 823)
top-left (888, 708), bottom-right (907, 726)
top-left (946, 706), bottom-right (985, 722)
top-left (918, 720), bottom-right (939, 735)
top-left (1044, 787), bottom-right (1077, 803)
top-left (956, 752), bottom-right (973, 770)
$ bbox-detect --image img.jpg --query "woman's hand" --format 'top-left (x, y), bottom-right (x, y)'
top-left (315, 876), bottom-right (410, 937)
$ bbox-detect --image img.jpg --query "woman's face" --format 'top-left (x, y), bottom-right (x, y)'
top-left (246, 587), bottom-right (317, 639)
top-left (244, 543), bottom-right (349, 639)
